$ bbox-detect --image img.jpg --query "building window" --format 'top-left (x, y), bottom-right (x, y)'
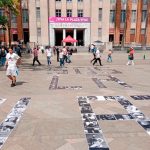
top-left (36, 7), bottom-right (40, 21)
top-left (141, 29), bottom-right (145, 34)
top-left (67, 9), bottom-right (72, 17)
top-left (0, 9), bottom-right (4, 16)
top-left (56, 9), bottom-right (61, 17)
top-left (67, 0), bottom-right (72, 2)
top-left (131, 10), bottom-right (136, 23)
top-left (78, 0), bottom-right (83, 2)
top-left (22, 9), bottom-right (29, 23)
top-left (99, 8), bottom-right (102, 21)
top-left (37, 28), bottom-right (41, 36)
top-left (110, 0), bottom-right (116, 3)
top-left (0, 29), bottom-right (4, 35)
top-left (56, 0), bottom-right (61, 1)
top-left (11, 14), bottom-right (17, 23)
top-left (98, 28), bottom-right (102, 37)
top-left (78, 10), bottom-right (83, 17)
top-left (121, 10), bottom-right (126, 23)
top-left (141, 10), bottom-right (147, 22)
top-left (132, 0), bottom-right (137, 3)
top-left (110, 10), bottom-right (115, 23)
top-left (121, 0), bottom-right (127, 4)
top-left (130, 29), bottom-right (135, 34)
top-left (143, 0), bottom-right (147, 5)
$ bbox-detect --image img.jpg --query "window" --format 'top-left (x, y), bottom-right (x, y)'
top-left (11, 14), bottom-right (17, 23)
top-left (56, 9), bottom-right (61, 17)
top-left (131, 10), bottom-right (136, 23)
top-left (36, 7), bottom-right (40, 21)
top-left (67, 0), bottom-right (72, 2)
top-left (132, 0), bottom-right (137, 3)
top-left (110, 0), bottom-right (116, 3)
top-left (37, 28), bottom-right (41, 36)
top-left (98, 28), bottom-right (102, 37)
top-left (143, 0), bottom-right (147, 4)
top-left (121, 10), bottom-right (126, 23)
top-left (78, 0), bottom-right (83, 2)
top-left (56, 0), bottom-right (61, 1)
top-left (110, 10), bottom-right (115, 23)
top-left (141, 29), bottom-right (145, 34)
top-left (78, 10), bottom-right (83, 17)
top-left (141, 10), bottom-right (147, 22)
top-left (0, 29), bottom-right (4, 35)
top-left (121, 0), bottom-right (126, 4)
top-left (67, 9), bottom-right (72, 17)
top-left (99, 8), bottom-right (102, 21)
top-left (0, 9), bottom-right (4, 16)
top-left (22, 9), bottom-right (29, 23)
top-left (130, 29), bottom-right (135, 34)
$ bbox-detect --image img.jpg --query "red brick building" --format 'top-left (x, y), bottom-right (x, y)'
top-left (0, 0), bottom-right (29, 45)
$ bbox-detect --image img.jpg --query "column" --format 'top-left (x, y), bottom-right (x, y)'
top-left (135, 0), bottom-right (142, 43)
top-left (114, 0), bottom-right (121, 45)
top-left (146, 1), bottom-right (150, 45)
top-left (125, 0), bottom-right (132, 44)
top-left (73, 29), bottom-right (77, 46)
top-left (63, 29), bottom-right (66, 46)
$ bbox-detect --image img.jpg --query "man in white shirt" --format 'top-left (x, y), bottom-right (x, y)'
top-left (93, 48), bottom-right (103, 66)
top-left (5, 47), bottom-right (21, 87)
top-left (46, 46), bottom-right (52, 65)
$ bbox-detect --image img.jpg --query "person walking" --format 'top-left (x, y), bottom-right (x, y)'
top-left (56, 47), bottom-right (59, 62)
top-left (59, 49), bottom-right (64, 67)
top-left (0, 47), bottom-right (7, 66)
top-left (126, 47), bottom-right (134, 65)
top-left (5, 47), bottom-right (21, 87)
top-left (62, 46), bottom-right (68, 63)
top-left (107, 49), bottom-right (112, 62)
top-left (93, 48), bottom-right (103, 66)
top-left (46, 46), bottom-right (52, 65)
top-left (32, 47), bottom-right (41, 66)
top-left (90, 45), bottom-right (96, 63)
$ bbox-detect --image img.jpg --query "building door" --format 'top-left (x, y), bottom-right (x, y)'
top-left (109, 34), bottom-right (114, 42)
top-left (24, 31), bottom-right (29, 44)
top-left (12, 34), bottom-right (18, 41)
top-left (55, 29), bottom-right (63, 46)
top-left (66, 29), bottom-right (73, 46)
top-left (77, 29), bottom-right (84, 46)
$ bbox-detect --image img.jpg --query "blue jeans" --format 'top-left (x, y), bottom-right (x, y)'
top-left (47, 56), bottom-right (51, 65)
top-left (59, 58), bottom-right (64, 67)
top-left (107, 55), bottom-right (112, 62)
top-left (1, 57), bottom-right (6, 66)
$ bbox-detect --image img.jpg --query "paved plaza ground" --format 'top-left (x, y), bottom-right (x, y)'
top-left (0, 50), bottom-right (150, 150)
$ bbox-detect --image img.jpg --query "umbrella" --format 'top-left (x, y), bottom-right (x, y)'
top-left (62, 35), bottom-right (78, 43)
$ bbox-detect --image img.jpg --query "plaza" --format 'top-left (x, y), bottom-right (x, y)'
top-left (0, 50), bottom-right (150, 150)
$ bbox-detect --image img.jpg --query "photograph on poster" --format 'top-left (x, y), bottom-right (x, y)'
top-left (0, 98), bottom-right (6, 105)
top-left (79, 100), bottom-right (89, 107)
top-left (84, 127), bottom-right (101, 134)
top-left (82, 113), bottom-right (97, 122)
top-left (104, 96), bottom-right (116, 101)
top-left (138, 120), bottom-right (150, 134)
top-left (86, 134), bottom-right (109, 149)
top-left (81, 104), bottom-right (93, 114)
top-left (97, 114), bottom-right (116, 120)
top-left (84, 120), bottom-right (99, 128)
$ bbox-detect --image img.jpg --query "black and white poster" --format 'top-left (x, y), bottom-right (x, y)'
top-left (92, 78), bottom-right (107, 88)
top-left (131, 95), bottom-right (150, 100)
top-left (0, 98), bottom-right (6, 105)
top-left (49, 76), bottom-right (58, 90)
top-left (0, 97), bottom-right (30, 149)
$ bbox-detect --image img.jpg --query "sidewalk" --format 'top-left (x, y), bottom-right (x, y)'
top-left (0, 51), bottom-right (150, 150)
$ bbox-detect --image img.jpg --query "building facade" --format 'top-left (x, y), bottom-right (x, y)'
top-left (0, 0), bottom-right (29, 45)
top-left (28, 0), bottom-right (150, 46)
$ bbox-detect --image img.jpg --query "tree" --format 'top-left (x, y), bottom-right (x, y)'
top-left (0, 0), bottom-right (19, 45)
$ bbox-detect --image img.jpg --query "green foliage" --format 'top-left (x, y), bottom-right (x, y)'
top-left (0, 0), bottom-right (19, 28)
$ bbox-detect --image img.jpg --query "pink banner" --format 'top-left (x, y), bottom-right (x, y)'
top-left (49, 17), bottom-right (91, 23)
